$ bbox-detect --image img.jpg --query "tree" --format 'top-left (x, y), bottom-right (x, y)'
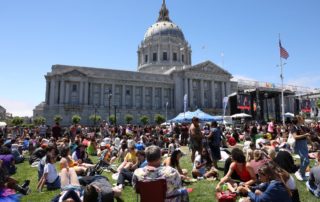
top-left (54, 115), bottom-right (63, 124)
top-left (71, 115), bottom-right (81, 125)
top-left (33, 116), bottom-right (46, 126)
top-left (125, 114), bottom-right (133, 124)
top-left (11, 117), bottom-right (24, 126)
top-left (109, 115), bottom-right (116, 125)
top-left (154, 114), bottom-right (165, 125)
top-left (140, 115), bottom-right (149, 125)
top-left (89, 114), bottom-right (101, 126)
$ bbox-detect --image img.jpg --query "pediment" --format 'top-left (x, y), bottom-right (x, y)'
top-left (187, 61), bottom-right (232, 76)
top-left (61, 69), bottom-right (87, 77)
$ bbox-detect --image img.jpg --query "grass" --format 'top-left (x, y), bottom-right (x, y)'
top-left (12, 147), bottom-right (319, 202)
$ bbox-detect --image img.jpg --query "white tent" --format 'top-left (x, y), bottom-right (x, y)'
top-left (231, 113), bottom-right (252, 118)
top-left (0, 122), bottom-right (7, 127)
top-left (284, 112), bottom-right (294, 118)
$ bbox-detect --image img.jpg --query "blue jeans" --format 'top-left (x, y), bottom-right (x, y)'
top-left (294, 139), bottom-right (310, 177)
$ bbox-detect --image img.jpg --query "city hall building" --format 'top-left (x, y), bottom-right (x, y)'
top-left (34, 0), bottom-right (237, 125)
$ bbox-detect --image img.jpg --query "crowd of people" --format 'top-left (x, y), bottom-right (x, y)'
top-left (0, 115), bottom-right (319, 201)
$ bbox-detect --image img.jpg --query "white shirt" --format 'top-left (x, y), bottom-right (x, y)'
top-left (71, 151), bottom-right (78, 161)
top-left (44, 163), bottom-right (58, 183)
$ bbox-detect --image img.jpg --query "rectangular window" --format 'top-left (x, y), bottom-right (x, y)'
top-left (173, 53), bottom-right (177, 61)
top-left (182, 54), bottom-right (184, 62)
top-left (144, 55), bottom-right (148, 63)
top-left (153, 53), bottom-right (157, 62)
top-left (163, 52), bottom-right (167, 61)
top-left (72, 84), bottom-right (77, 92)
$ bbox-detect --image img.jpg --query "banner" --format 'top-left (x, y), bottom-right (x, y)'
top-left (222, 96), bottom-right (229, 116)
top-left (301, 99), bottom-right (311, 113)
top-left (237, 94), bottom-right (251, 110)
top-left (183, 94), bottom-right (188, 113)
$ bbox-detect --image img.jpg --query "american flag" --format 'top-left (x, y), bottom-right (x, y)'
top-left (279, 40), bottom-right (289, 59)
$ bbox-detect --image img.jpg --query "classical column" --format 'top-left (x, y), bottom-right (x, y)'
top-left (211, 81), bottom-right (216, 108)
top-left (157, 43), bottom-right (161, 64)
top-left (79, 82), bottom-right (84, 105)
top-left (65, 82), bottom-right (70, 104)
top-left (200, 80), bottom-right (204, 107)
top-left (59, 80), bottom-right (65, 104)
top-left (169, 43), bottom-right (172, 63)
top-left (132, 86), bottom-right (136, 109)
top-left (161, 88), bottom-right (165, 109)
top-left (111, 83), bottom-right (115, 107)
top-left (226, 82), bottom-right (231, 97)
top-left (142, 86), bottom-right (145, 110)
top-left (222, 82), bottom-right (226, 99)
top-left (189, 79), bottom-right (193, 108)
top-left (152, 87), bottom-right (155, 110)
top-left (49, 78), bottom-right (55, 106)
top-left (45, 80), bottom-right (50, 104)
top-left (84, 82), bottom-right (89, 105)
top-left (100, 83), bottom-right (104, 106)
top-left (122, 85), bottom-right (126, 109)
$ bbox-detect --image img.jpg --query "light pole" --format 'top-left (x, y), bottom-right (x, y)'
top-left (165, 101), bottom-right (168, 122)
top-left (264, 92), bottom-right (269, 122)
top-left (108, 90), bottom-right (112, 122)
top-left (114, 105), bottom-right (117, 126)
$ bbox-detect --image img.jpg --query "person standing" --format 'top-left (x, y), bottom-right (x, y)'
top-left (52, 122), bottom-right (61, 140)
top-left (189, 117), bottom-right (203, 162)
top-left (292, 116), bottom-right (310, 181)
top-left (206, 121), bottom-right (221, 170)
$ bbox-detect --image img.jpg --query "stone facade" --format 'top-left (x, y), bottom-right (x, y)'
top-left (0, 106), bottom-right (6, 120)
top-left (34, 0), bottom-right (237, 125)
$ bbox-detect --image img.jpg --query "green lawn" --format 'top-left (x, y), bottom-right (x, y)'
top-left (12, 147), bottom-right (319, 202)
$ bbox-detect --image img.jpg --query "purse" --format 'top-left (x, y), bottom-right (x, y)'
top-left (215, 191), bottom-right (237, 202)
top-left (287, 132), bottom-right (296, 149)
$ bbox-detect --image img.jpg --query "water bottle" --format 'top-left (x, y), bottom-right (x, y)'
top-left (197, 176), bottom-right (204, 180)
top-left (222, 183), bottom-right (228, 192)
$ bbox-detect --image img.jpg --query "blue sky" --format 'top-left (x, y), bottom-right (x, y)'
top-left (0, 0), bottom-right (319, 116)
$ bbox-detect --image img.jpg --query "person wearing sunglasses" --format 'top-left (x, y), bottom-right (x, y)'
top-left (237, 162), bottom-right (292, 202)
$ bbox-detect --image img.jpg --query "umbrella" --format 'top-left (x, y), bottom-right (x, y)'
top-left (0, 122), bottom-right (6, 127)
top-left (231, 113), bottom-right (252, 118)
top-left (304, 119), bottom-right (314, 124)
top-left (284, 112), bottom-right (294, 118)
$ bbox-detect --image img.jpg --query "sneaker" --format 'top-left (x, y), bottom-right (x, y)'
top-left (295, 171), bottom-right (303, 181)
top-left (21, 180), bottom-right (30, 189)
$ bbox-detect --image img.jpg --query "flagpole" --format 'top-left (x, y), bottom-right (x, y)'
top-left (279, 34), bottom-right (285, 125)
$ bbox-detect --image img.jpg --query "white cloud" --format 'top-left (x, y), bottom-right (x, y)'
top-left (286, 75), bottom-right (320, 88)
top-left (232, 74), bottom-right (257, 82)
top-left (0, 97), bottom-right (35, 117)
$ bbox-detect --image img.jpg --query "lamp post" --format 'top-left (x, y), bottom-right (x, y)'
top-left (114, 105), bottom-right (117, 126)
top-left (165, 101), bottom-right (168, 122)
top-left (94, 104), bottom-right (98, 129)
top-left (264, 92), bottom-right (269, 122)
top-left (108, 91), bottom-right (112, 122)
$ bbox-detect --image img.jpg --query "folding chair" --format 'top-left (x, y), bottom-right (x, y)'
top-left (136, 179), bottom-right (167, 202)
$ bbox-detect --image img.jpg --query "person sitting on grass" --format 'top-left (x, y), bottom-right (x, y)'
top-left (0, 146), bottom-right (16, 175)
top-left (71, 143), bottom-right (93, 165)
top-left (192, 147), bottom-right (218, 179)
top-left (163, 149), bottom-right (190, 180)
top-left (37, 153), bottom-right (60, 191)
top-left (59, 146), bottom-right (87, 176)
top-left (216, 148), bottom-right (256, 192)
top-left (115, 150), bottom-right (147, 190)
top-left (237, 161), bottom-right (292, 202)
top-left (306, 150), bottom-right (320, 198)
top-left (86, 136), bottom-right (97, 156)
top-left (117, 142), bottom-right (137, 173)
top-left (132, 145), bottom-right (190, 201)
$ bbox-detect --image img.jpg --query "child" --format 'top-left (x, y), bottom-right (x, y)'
top-left (37, 153), bottom-right (60, 191)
